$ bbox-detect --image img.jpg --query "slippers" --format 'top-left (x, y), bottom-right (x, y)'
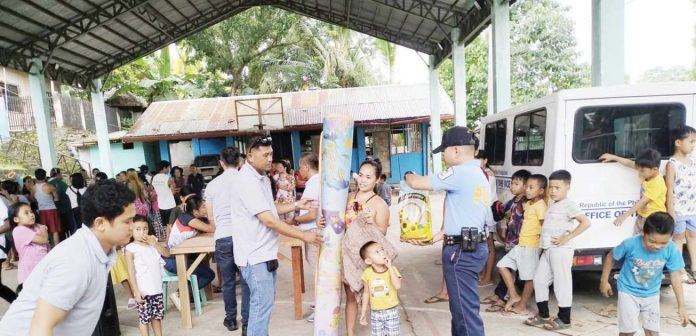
top-left (480, 296), bottom-right (498, 305)
top-left (485, 304), bottom-right (505, 312)
top-left (680, 272), bottom-right (695, 284)
top-left (501, 310), bottom-right (531, 317)
top-left (424, 296), bottom-right (448, 304)
top-left (478, 281), bottom-right (494, 288)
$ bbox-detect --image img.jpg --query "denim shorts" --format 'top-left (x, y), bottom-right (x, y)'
top-left (675, 215), bottom-right (696, 235)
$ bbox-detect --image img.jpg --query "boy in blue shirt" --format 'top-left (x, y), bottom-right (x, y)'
top-left (600, 212), bottom-right (688, 335)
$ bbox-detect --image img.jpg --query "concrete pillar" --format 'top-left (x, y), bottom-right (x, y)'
top-left (91, 79), bottom-right (113, 177)
top-left (429, 55), bottom-right (442, 174)
top-left (50, 81), bottom-right (64, 127)
top-left (290, 131), bottom-right (301, 171)
top-left (592, 0), bottom-right (624, 86)
top-left (0, 97), bottom-right (8, 139)
top-left (490, 0), bottom-right (511, 114)
top-left (356, 127), bottom-right (366, 164)
top-left (28, 59), bottom-right (57, 170)
top-left (451, 28), bottom-right (467, 126)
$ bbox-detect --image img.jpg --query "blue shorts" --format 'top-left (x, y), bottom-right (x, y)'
top-left (675, 215), bottom-right (696, 235)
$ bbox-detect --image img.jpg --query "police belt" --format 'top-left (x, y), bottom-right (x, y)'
top-left (443, 232), bottom-right (488, 246)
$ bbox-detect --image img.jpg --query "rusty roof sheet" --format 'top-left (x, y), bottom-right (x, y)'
top-left (124, 84), bottom-right (453, 141)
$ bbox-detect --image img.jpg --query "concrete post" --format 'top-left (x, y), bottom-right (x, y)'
top-left (490, 0), bottom-right (511, 113)
top-left (28, 59), bottom-right (57, 170)
top-left (91, 79), bottom-right (113, 177)
top-left (592, 0), bottom-right (624, 86)
top-left (429, 55), bottom-right (442, 174)
top-left (451, 28), bottom-right (467, 127)
top-left (0, 97), bottom-right (8, 139)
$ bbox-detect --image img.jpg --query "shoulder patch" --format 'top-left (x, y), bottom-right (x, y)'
top-left (438, 167), bottom-right (454, 180)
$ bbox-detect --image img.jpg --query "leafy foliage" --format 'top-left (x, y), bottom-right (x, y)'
top-left (439, 0), bottom-right (590, 127)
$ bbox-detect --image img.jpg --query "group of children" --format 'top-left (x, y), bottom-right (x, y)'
top-left (478, 125), bottom-right (696, 334)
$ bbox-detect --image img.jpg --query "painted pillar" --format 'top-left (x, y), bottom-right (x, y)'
top-left (451, 28), bottom-right (467, 126)
top-left (490, 0), bottom-right (511, 114)
top-left (314, 113), bottom-right (354, 336)
top-left (192, 138), bottom-right (201, 157)
top-left (290, 131), bottom-right (301, 171)
top-left (429, 55), bottom-right (442, 174)
top-left (592, 0), bottom-right (624, 86)
top-left (0, 97), bottom-right (8, 139)
top-left (356, 127), bottom-right (366, 164)
top-left (159, 141), bottom-right (170, 162)
top-left (421, 122), bottom-right (429, 175)
top-left (28, 59), bottom-right (56, 170)
top-left (91, 79), bottom-right (113, 177)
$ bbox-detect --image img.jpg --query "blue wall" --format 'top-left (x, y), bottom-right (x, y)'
top-left (193, 138), bottom-right (226, 157)
top-left (159, 141), bottom-right (170, 162)
top-left (89, 142), bottom-right (149, 175)
top-left (291, 131), bottom-right (301, 171)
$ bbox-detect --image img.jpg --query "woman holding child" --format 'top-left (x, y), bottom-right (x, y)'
top-left (324, 159), bottom-right (397, 336)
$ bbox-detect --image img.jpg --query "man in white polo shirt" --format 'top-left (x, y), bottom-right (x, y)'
top-left (206, 146), bottom-right (248, 331)
top-left (0, 180), bottom-right (135, 335)
top-left (230, 135), bottom-right (322, 336)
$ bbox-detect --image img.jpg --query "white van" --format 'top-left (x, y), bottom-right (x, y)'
top-left (480, 82), bottom-right (695, 271)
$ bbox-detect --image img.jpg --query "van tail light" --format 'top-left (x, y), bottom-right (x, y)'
top-left (573, 255), bottom-right (603, 266)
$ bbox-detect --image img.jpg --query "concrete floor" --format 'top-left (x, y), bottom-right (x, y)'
top-left (1, 192), bottom-right (695, 335)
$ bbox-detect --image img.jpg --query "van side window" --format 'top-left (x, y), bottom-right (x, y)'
top-left (573, 103), bottom-right (686, 162)
top-left (484, 119), bottom-right (507, 165)
top-left (513, 110), bottom-right (546, 166)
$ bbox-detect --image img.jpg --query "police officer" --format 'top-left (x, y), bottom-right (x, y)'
top-left (404, 126), bottom-right (490, 336)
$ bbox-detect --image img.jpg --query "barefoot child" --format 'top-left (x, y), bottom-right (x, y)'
top-left (497, 174), bottom-right (547, 314)
top-left (125, 215), bottom-right (170, 336)
top-left (525, 170), bottom-right (591, 330)
top-left (600, 149), bottom-right (666, 234)
top-left (8, 202), bottom-right (49, 292)
top-left (665, 126), bottom-right (696, 284)
top-left (481, 169), bottom-right (530, 312)
top-left (599, 212), bottom-right (689, 335)
top-left (359, 241), bottom-right (402, 336)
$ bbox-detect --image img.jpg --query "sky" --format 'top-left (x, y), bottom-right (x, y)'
top-left (390, 0), bottom-right (696, 85)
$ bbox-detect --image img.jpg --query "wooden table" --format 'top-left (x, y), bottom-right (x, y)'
top-left (279, 236), bottom-right (306, 320)
top-left (169, 232), bottom-right (215, 329)
top-left (169, 233), bottom-right (307, 328)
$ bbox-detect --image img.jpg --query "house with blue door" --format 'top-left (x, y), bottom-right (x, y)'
top-left (122, 84), bottom-right (453, 183)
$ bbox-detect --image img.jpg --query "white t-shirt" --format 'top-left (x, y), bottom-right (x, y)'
top-left (151, 173), bottom-right (176, 210)
top-left (65, 187), bottom-right (87, 209)
top-left (125, 243), bottom-right (164, 296)
top-left (298, 174), bottom-right (319, 231)
top-left (541, 199), bottom-right (583, 249)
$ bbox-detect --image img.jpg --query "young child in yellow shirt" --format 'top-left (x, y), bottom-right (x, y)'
top-left (600, 148), bottom-right (666, 234)
top-left (359, 241), bottom-right (402, 336)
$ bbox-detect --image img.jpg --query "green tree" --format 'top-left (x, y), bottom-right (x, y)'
top-left (438, 0), bottom-right (589, 127)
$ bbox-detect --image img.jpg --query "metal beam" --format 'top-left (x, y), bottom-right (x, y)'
top-left (367, 0), bottom-right (463, 27)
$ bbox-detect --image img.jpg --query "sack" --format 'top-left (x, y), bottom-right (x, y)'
top-left (397, 181), bottom-right (433, 241)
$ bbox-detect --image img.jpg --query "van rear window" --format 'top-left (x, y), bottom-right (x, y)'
top-left (484, 119), bottom-right (507, 165)
top-left (513, 110), bottom-right (546, 166)
top-left (573, 103), bottom-right (686, 162)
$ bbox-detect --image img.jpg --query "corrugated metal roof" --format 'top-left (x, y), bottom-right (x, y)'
top-left (124, 84), bottom-right (453, 141)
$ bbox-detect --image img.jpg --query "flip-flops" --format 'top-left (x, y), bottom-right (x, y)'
top-left (424, 296), bottom-right (448, 304)
top-left (681, 272), bottom-right (696, 284)
top-left (485, 303), bottom-right (505, 312)
top-left (542, 318), bottom-right (571, 330)
top-left (480, 296), bottom-right (499, 305)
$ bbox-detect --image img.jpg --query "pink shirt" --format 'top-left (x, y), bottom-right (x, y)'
top-left (13, 225), bottom-right (49, 283)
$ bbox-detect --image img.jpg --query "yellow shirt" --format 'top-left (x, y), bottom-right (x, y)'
top-left (361, 266), bottom-right (401, 311)
top-left (519, 199), bottom-right (547, 248)
top-left (637, 175), bottom-right (667, 218)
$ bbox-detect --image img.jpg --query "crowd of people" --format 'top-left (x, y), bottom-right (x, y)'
top-left (0, 126), bottom-right (694, 336)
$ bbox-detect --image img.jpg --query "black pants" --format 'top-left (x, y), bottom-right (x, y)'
top-left (0, 259), bottom-right (17, 303)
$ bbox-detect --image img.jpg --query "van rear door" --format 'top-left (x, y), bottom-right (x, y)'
top-left (565, 95), bottom-right (691, 253)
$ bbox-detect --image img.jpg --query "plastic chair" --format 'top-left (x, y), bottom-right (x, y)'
top-left (161, 268), bottom-right (207, 315)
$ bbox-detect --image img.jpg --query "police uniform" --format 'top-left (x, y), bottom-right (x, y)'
top-left (428, 127), bottom-right (490, 336)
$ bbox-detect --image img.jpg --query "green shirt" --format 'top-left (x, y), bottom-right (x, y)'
top-left (49, 179), bottom-right (72, 214)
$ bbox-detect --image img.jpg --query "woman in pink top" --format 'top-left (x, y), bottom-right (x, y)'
top-left (9, 202), bottom-right (49, 292)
